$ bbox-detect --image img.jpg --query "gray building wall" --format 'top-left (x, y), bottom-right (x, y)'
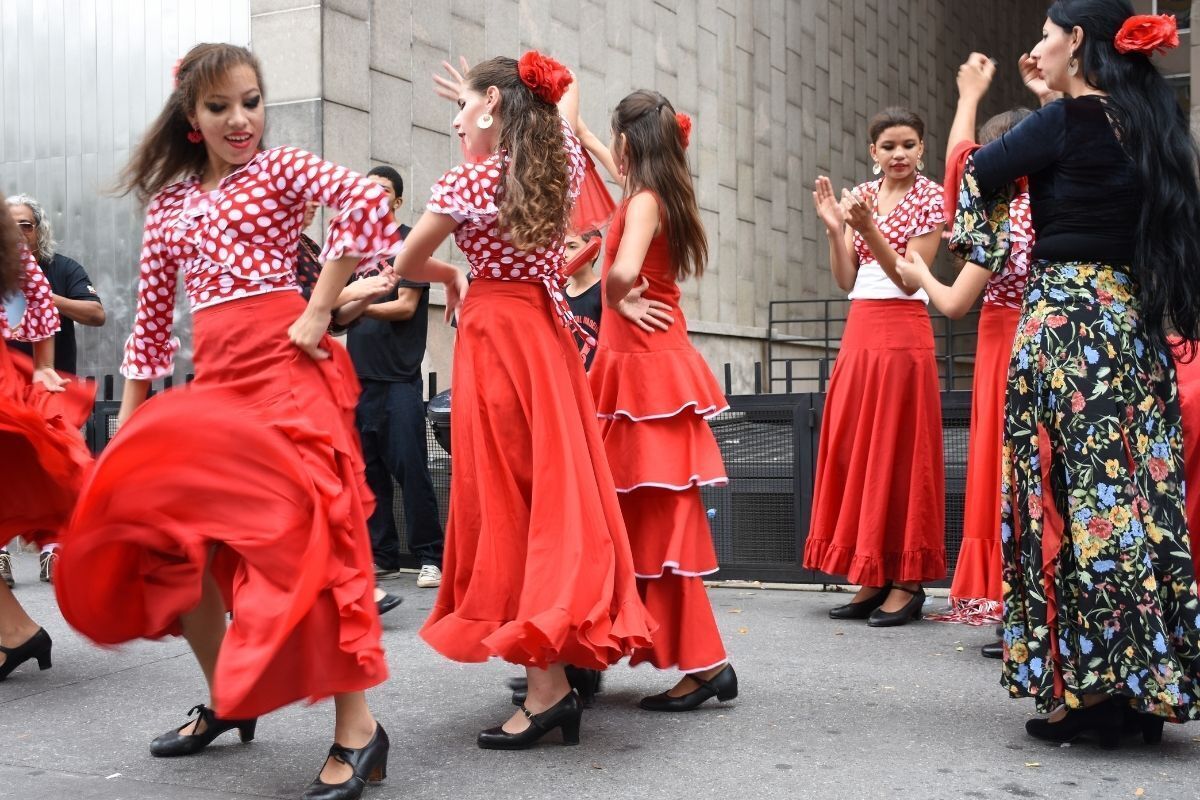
top-left (6, 1), bottom-right (1190, 392)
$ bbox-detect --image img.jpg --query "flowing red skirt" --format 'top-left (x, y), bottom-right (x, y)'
top-left (55, 292), bottom-right (386, 719)
top-left (803, 300), bottom-right (947, 585)
top-left (0, 345), bottom-right (94, 543)
top-left (419, 280), bottom-right (654, 668)
top-left (950, 304), bottom-right (1021, 603)
top-left (1177, 347), bottom-right (1200, 580)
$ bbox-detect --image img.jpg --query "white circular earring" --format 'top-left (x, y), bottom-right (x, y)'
top-left (477, 113), bottom-right (494, 129)
top-left (871, 162), bottom-right (882, 175)
top-left (916, 159), bottom-right (924, 171)
top-left (1067, 54), bottom-right (1079, 77)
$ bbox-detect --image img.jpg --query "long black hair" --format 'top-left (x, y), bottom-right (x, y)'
top-left (1048, 0), bottom-right (1200, 355)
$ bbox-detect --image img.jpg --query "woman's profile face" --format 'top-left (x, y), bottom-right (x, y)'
top-left (454, 86), bottom-right (499, 158)
top-left (1031, 18), bottom-right (1076, 92)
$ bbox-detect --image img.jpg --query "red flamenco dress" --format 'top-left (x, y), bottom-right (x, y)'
top-left (588, 192), bottom-right (730, 673)
top-left (1174, 343), bottom-right (1200, 580)
top-left (418, 121), bottom-right (654, 669)
top-left (1, 247), bottom-right (94, 544)
top-left (54, 147), bottom-right (402, 719)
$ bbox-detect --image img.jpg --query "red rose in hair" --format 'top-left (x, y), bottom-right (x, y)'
top-left (1114, 14), bottom-right (1179, 55)
top-left (517, 51), bottom-right (573, 105)
top-left (675, 112), bottom-right (692, 148)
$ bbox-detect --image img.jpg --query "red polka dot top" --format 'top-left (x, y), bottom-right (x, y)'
top-left (2, 245), bottom-right (60, 343)
top-left (121, 146), bottom-right (402, 380)
top-left (848, 173), bottom-right (946, 301)
top-left (982, 191), bottom-right (1033, 310)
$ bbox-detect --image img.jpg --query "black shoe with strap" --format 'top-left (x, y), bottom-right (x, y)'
top-left (639, 663), bottom-right (739, 712)
top-left (149, 704), bottom-right (258, 757)
top-left (867, 586), bottom-right (925, 627)
top-left (828, 584), bottom-right (892, 620)
top-left (511, 666), bottom-right (603, 708)
top-left (1026, 698), bottom-right (1123, 749)
top-left (0, 628), bottom-right (52, 681)
top-left (302, 723), bottom-right (389, 800)
top-left (478, 691), bottom-right (582, 750)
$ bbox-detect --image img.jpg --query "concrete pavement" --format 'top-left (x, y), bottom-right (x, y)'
top-left (1, 549), bottom-right (1197, 800)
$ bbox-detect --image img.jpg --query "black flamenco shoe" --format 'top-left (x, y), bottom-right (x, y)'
top-left (478, 691), bottom-right (582, 750)
top-left (0, 628), bottom-right (52, 681)
top-left (980, 640), bottom-right (1003, 659)
top-left (512, 667), bottom-right (603, 708)
top-left (1120, 704), bottom-right (1166, 744)
top-left (639, 663), bottom-right (738, 712)
top-left (149, 704), bottom-right (258, 757)
top-left (1025, 699), bottom-right (1122, 749)
top-left (303, 723), bottom-right (389, 800)
top-left (867, 586), bottom-right (925, 628)
top-left (376, 593), bottom-right (403, 616)
top-left (828, 585), bottom-right (892, 620)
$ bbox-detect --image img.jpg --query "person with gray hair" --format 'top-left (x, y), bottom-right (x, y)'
top-left (3, 194), bottom-right (105, 587)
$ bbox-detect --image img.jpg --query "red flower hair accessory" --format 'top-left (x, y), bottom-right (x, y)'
top-left (518, 51), bottom-right (573, 105)
top-left (171, 57), bottom-right (185, 89)
top-left (675, 112), bottom-right (692, 148)
top-left (1114, 14), bottom-right (1179, 55)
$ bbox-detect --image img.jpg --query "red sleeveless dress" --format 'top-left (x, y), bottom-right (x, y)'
top-left (588, 193), bottom-right (729, 673)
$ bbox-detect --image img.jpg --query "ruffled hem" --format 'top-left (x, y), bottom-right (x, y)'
top-left (802, 541), bottom-right (947, 585)
top-left (617, 485), bottom-right (720, 578)
top-left (120, 331), bottom-right (181, 381)
top-left (618, 476), bottom-right (728, 493)
top-left (589, 345), bottom-right (729, 421)
top-left (599, 411), bottom-right (728, 492)
top-left (947, 537), bottom-right (1003, 604)
top-left (927, 598), bottom-right (1003, 626)
top-left (627, 570), bottom-right (727, 672)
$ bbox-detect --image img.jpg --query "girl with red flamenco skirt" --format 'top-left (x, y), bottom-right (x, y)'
top-left (0, 208), bottom-right (93, 683)
top-left (52, 45), bottom-right (450, 800)
top-left (584, 91), bottom-right (736, 711)
top-left (405, 54), bottom-right (653, 750)
top-left (807, 108), bottom-right (947, 627)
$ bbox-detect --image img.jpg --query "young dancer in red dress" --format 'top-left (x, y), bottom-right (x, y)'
top-left (587, 90), bottom-right (737, 710)
top-left (405, 53), bottom-right (653, 749)
top-left (806, 108), bottom-right (947, 626)
top-left (0, 207), bottom-right (92, 682)
top-left (52, 44), bottom-right (450, 800)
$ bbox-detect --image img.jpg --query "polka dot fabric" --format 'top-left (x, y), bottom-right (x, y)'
top-left (426, 118), bottom-right (588, 342)
top-left (982, 191), bottom-right (1032, 310)
top-left (852, 173), bottom-right (947, 268)
top-left (121, 146), bottom-right (402, 380)
top-left (3, 246), bottom-right (60, 343)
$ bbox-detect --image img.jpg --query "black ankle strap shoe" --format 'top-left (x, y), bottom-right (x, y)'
top-left (639, 663), bottom-right (739, 712)
top-left (303, 722), bottom-right (389, 800)
top-left (149, 704), bottom-right (258, 757)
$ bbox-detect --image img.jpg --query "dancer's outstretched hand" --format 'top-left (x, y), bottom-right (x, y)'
top-left (288, 308), bottom-right (332, 360)
top-left (813, 176), bottom-right (845, 233)
top-left (616, 277), bottom-right (673, 332)
top-left (433, 57), bottom-right (472, 102)
top-left (31, 366), bottom-right (68, 393)
top-left (443, 270), bottom-right (469, 323)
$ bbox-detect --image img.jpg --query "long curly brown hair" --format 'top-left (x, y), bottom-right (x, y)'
top-left (0, 203), bottom-right (22, 299)
top-left (468, 57), bottom-right (572, 252)
top-left (118, 43), bottom-right (265, 203)
top-left (611, 90), bottom-right (708, 281)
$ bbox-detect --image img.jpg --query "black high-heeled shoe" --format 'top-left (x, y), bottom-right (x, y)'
top-left (1026, 698), bottom-right (1122, 749)
top-left (828, 584), bottom-right (891, 620)
top-left (1120, 704), bottom-right (1166, 744)
top-left (0, 628), bottom-right (52, 681)
top-left (303, 723), bottom-right (389, 800)
top-left (639, 663), bottom-right (738, 712)
top-left (867, 586), bottom-right (925, 627)
top-left (149, 704), bottom-right (258, 757)
top-left (980, 640), bottom-right (1003, 659)
top-left (511, 667), bottom-right (603, 708)
top-left (478, 691), bottom-right (582, 750)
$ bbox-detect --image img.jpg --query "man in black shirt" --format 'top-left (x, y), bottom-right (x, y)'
top-left (2, 194), bottom-right (106, 588)
top-left (336, 166), bottom-right (445, 589)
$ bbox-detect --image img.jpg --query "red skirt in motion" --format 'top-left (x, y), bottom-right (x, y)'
top-left (569, 151), bottom-right (617, 234)
top-left (803, 299), bottom-right (947, 585)
top-left (0, 345), bottom-right (94, 543)
top-left (950, 303), bottom-right (1021, 604)
top-left (1176, 344), bottom-right (1200, 580)
top-left (55, 292), bottom-right (386, 719)
top-left (419, 280), bottom-right (653, 668)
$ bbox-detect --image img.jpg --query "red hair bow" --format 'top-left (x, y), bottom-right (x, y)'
top-left (676, 112), bottom-right (692, 148)
top-left (1114, 14), bottom-right (1179, 55)
top-left (517, 51), bottom-right (573, 105)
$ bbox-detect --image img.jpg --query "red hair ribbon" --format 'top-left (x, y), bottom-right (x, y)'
top-left (517, 51), bottom-right (573, 105)
top-left (1114, 14), bottom-right (1179, 55)
top-left (676, 112), bottom-right (692, 148)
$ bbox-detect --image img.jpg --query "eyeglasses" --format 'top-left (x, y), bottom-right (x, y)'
top-left (15, 221), bottom-right (34, 231)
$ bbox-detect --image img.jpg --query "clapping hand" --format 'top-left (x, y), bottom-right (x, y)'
top-left (839, 187), bottom-right (875, 234)
top-left (433, 57), bottom-right (472, 102)
top-left (813, 176), bottom-right (846, 233)
top-left (957, 52), bottom-right (996, 103)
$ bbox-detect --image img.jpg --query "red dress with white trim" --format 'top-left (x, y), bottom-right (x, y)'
top-left (1, 246), bottom-right (94, 544)
top-left (55, 147), bottom-right (401, 720)
top-left (418, 121), bottom-right (655, 669)
top-left (588, 192), bottom-right (730, 673)
top-left (803, 175), bottom-right (948, 586)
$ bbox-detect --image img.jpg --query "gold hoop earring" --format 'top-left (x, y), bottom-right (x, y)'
top-left (871, 162), bottom-right (882, 176)
top-left (477, 113), bottom-right (493, 130)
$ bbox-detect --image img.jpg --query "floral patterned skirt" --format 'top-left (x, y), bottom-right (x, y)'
top-left (1000, 260), bottom-right (1200, 721)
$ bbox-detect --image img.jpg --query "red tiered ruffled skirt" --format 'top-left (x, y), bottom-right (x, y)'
top-left (419, 280), bottom-right (654, 668)
top-left (803, 300), bottom-right (947, 585)
top-left (589, 325), bottom-right (730, 672)
top-left (54, 292), bottom-right (387, 719)
top-left (0, 345), bottom-right (94, 543)
top-left (949, 304), bottom-right (1020, 606)
top-left (1176, 345), bottom-right (1200, 580)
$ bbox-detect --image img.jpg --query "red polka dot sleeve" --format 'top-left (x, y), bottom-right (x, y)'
top-left (8, 245), bottom-right (61, 342)
top-left (121, 191), bottom-right (181, 380)
top-left (908, 177), bottom-right (948, 238)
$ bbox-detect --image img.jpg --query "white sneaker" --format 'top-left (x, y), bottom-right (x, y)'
top-left (417, 565), bottom-right (442, 588)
